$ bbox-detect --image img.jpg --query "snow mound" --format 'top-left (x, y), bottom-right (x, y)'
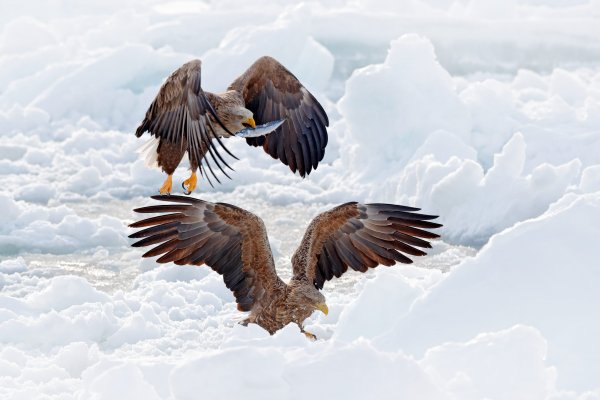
top-left (421, 325), bottom-right (556, 400)
top-left (338, 34), bottom-right (471, 176)
top-left (336, 34), bottom-right (589, 245)
top-left (27, 275), bottom-right (110, 311)
top-left (416, 132), bottom-right (581, 245)
top-left (168, 325), bottom-right (571, 400)
top-left (0, 194), bottom-right (127, 255)
top-left (0, 257), bottom-right (27, 274)
top-left (375, 191), bottom-right (600, 391)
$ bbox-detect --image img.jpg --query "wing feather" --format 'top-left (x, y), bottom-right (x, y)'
top-left (291, 203), bottom-right (442, 289)
top-left (135, 60), bottom-right (235, 184)
top-left (228, 56), bottom-right (329, 177)
top-left (129, 195), bottom-right (285, 312)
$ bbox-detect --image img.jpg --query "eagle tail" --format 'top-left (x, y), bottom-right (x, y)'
top-left (137, 137), bottom-right (160, 168)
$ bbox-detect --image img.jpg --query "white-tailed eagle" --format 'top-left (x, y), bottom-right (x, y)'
top-left (135, 57), bottom-right (329, 194)
top-left (129, 195), bottom-right (442, 339)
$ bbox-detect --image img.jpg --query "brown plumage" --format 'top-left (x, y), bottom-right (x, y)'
top-left (129, 195), bottom-right (442, 338)
top-left (135, 57), bottom-right (329, 194)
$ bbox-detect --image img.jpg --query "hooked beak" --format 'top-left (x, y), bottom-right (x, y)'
top-left (244, 117), bottom-right (256, 129)
top-left (315, 302), bottom-right (329, 315)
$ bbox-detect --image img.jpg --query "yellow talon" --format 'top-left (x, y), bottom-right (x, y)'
top-left (182, 172), bottom-right (197, 195)
top-left (159, 175), bottom-right (173, 194)
top-left (303, 331), bottom-right (317, 341)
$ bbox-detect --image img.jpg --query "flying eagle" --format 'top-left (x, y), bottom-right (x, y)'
top-left (129, 195), bottom-right (442, 339)
top-left (135, 56), bottom-right (329, 194)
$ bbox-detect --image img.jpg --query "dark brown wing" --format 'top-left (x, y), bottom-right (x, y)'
top-left (228, 56), bottom-right (329, 177)
top-left (291, 202), bottom-right (442, 289)
top-left (135, 60), bottom-right (237, 185)
top-left (129, 195), bottom-right (285, 312)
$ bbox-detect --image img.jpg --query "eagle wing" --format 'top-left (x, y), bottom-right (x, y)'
top-left (135, 60), bottom-right (237, 184)
top-left (228, 56), bottom-right (329, 177)
top-left (291, 202), bottom-right (442, 289)
top-left (129, 195), bottom-right (285, 312)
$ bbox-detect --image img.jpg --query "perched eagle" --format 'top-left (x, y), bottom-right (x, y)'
top-left (129, 195), bottom-right (442, 339)
top-left (135, 57), bottom-right (329, 194)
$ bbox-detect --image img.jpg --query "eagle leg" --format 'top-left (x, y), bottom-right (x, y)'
top-left (298, 323), bottom-right (317, 341)
top-left (182, 171), bottom-right (197, 195)
top-left (159, 175), bottom-right (173, 195)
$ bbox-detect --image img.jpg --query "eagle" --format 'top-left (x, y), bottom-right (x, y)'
top-left (135, 56), bottom-right (329, 194)
top-left (129, 195), bottom-right (442, 339)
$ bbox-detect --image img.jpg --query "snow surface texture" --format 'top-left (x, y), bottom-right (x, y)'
top-left (1, 1), bottom-right (600, 399)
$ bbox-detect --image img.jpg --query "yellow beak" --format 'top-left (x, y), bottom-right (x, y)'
top-left (246, 117), bottom-right (256, 128)
top-left (315, 302), bottom-right (329, 315)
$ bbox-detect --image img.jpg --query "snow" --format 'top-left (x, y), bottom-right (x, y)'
top-left (339, 34), bottom-right (471, 173)
top-left (420, 325), bottom-right (555, 400)
top-left (0, 194), bottom-right (126, 255)
top-left (1, 0), bottom-right (600, 398)
top-left (375, 192), bottom-right (600, 391)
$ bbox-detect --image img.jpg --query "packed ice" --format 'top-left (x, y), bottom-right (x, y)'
top-left (1, 1), bottom-right (599, 399)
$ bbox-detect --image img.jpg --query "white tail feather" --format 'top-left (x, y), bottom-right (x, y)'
top-left (138, 137), bottom-right (160, 168)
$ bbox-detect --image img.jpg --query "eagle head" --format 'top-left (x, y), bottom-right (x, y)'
top-left (288, 280), bottom-right (329, 317)
top-left (235, 106), bottom-right (256, 130)
top-left (218, 90), bottom-right (256, 133)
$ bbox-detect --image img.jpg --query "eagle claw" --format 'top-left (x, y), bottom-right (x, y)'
top-left (159, 175), bottom-right (173, 195)
top-left (182, 172), bottom-right (197, 195)
top-left (181, 181), bottom-right (191, 195)
top-left (302, 330), bottom-right (317, 341)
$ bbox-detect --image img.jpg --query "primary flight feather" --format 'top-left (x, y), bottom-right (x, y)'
top-left (129, 195), bottom-right (442, 339)
top-left (135, 57), bottom-right (329, 194)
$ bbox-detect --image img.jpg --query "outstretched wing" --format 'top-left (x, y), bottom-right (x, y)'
top-left (135, 59), bottom-right (237, 184)
top-left (129, 195), bottom-right (285, 311)
top-left (228, 56), bottom-right (329, 177)
top-left (291, 202), bottom-right (442, 289)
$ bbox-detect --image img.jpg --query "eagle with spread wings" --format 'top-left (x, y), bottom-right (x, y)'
top-left (135, 57), bottom-right (329, 194)
top-left (129, 195), bottom-right (442, 339)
